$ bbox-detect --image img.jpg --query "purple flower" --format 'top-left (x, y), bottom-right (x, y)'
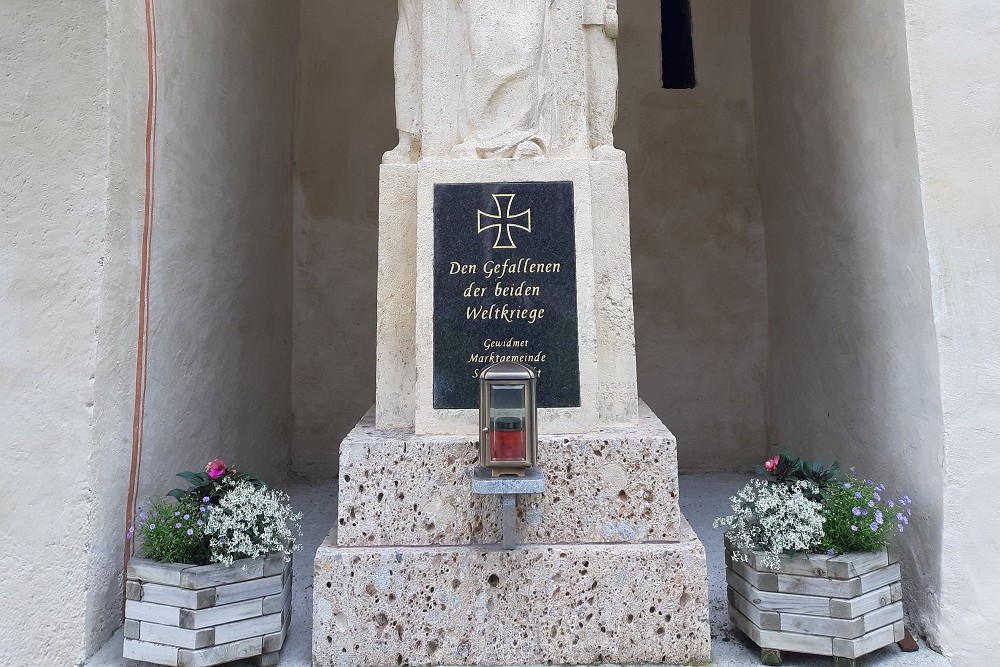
top-left (868, 500), bottom-right (875, 508)
top-left (862, 509), bottom-right (869, 516)
top-left (197, 520), bottom-right (203, 527)
top-left (852, 507), bottom-right (862, 516)
top-left (875, 511), bottom-right (884, 525)
top-left (851, 525), bottom-right (858, 532)
top-left (855, 492), bottom-right (863, 499)
top-left (148, 523), bottom-right (156, 530)
top-left (898, 525), bottom-right (905, 533)
top-left (869, 522), bottom-right (879, 532)
top-left (902, 516), bottom-right (909, 525)
top-left (174, 511), bottom-right (180, 517)
top-left (139, 512), bottom-right (147, 521)
top-left (887, 500), bottom-right (895, 508)
top-left (873, 492), bottom-right (881, 501)
top-left (827, 549), bottom-right (835, 556)
top-left (903, 495), bottom-right (911, 504)
top-left (183, 514), bottom-right (190, 520)
top-left (175, 522), bottom-right (182, 529)
top-left (199, 506), bottom-right (207, 513)
top-left (844, 482), bottom-right (852, 489)
top-left (202, 496), bottom-right (211, 504)
top-left (897, 512), bottom-right (905, 521)
top-left (186, 528), bottom-right (194, 536)
top-left (126, 525), bottom-right (135, 540)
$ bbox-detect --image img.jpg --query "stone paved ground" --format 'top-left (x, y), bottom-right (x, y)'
top-left (87, 474), bottom-right (950, 667)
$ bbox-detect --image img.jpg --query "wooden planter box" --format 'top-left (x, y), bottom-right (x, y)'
top-left (726, 544), bottom-right (904, 666)
top-left (123, 554), bottom-right (291, 667)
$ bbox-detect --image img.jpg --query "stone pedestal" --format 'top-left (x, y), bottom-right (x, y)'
top-left (375, 159), bottom-right (638, 434)
top-left (313, 403), bottom-right (711, 666)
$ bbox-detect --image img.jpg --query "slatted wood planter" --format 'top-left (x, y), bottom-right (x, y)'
top-left (726, 544), bottom-right (904, 666)
top-left (123, 554), bottom-right (292, 667)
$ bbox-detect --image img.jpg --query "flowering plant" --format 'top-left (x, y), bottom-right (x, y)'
top-left (820, 477), bottom-right (911, 554)
top-left (167, 458), bottom-right (263, 503)
top-left (713, 478), bottom-right (826, 570)
top-left (755, 450), bottom-right (841, 500)
top-left (132, 496), bottom-right (214, 565)
top-left (131, 459), bottom-right (301, 568)
top-left (716, 453), bottom-right (914, 570)
top-left (204, 478), bottom-right (303, 567)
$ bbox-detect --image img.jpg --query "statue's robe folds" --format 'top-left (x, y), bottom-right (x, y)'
top-left (395, 0), bottom-right (421, 136)
top-left (456, 0), bottom-right (553, 157)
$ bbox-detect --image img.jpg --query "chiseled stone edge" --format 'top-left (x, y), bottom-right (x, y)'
top-left (336, 401), bottom-right (682, 547)
top-left (313, 521), bottom-right (710, 667)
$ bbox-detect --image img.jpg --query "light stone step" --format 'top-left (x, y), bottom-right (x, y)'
top-left (313, 527), bottom-right (709, 667)
top-left (336, 402), bottom-right (682, 548)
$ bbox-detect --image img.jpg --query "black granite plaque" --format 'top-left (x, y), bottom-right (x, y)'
top-left (433, 181), bottom-right (580, 409)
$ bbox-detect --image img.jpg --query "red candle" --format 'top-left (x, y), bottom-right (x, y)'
top-left (490, 417), bottom-right (526, 461)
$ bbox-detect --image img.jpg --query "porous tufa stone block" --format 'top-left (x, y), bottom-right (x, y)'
top-left (336, 402), bottom-right (681, 547)
top-left (313, 524), bottom-right (710, 667)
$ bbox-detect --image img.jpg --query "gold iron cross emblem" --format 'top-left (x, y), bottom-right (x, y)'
top-left (477, 194), bottom-right (532, 250)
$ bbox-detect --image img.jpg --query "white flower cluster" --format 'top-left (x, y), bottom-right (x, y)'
top-left (205, 479), bottom-right (303, 567)
top-left (713, 478), bottom-right (825, 571)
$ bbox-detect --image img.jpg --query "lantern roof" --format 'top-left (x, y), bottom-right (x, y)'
top-left (481, 361), bottom-right (536, 381)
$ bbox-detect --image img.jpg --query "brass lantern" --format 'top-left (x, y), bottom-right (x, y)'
top-left (479, 362), bottom-right (538, 477)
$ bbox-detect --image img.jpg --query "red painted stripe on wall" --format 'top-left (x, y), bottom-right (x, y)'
top-left (123, 0), bottom-right (157, 586)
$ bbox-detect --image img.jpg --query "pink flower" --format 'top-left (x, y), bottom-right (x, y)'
top-left (764, 456), bottom-right (780, 472)
top-left (206, 459), bottom-right (227, 479)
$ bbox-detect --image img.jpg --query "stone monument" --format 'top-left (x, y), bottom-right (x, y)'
top-left (315, 1), bottom-right (711, 664)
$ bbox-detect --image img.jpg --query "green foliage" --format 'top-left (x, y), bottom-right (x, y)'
top-left (137, 497), bottom-right (213, 565)
top-left (821, 476), bottom-right (911, 554)
top-left (167, 469), bottom-right (262, 503)
top-left (756, 450), bottom-right (842, 500)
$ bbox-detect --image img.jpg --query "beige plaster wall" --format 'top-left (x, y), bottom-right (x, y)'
top-left (291, 0), bottom-right (768, 474)
top-left (292, 1), bottom-right (396, 477)
top-left (750, 0), bottom-right (945, 644)
top-left (136, 1), bottom-right (299, 501)
top-left (903, 2), bottom-right (1000, 664)
top-left (84, 1), bottom-right (149, 656)
top-left (619, 1), bottom-right (767, 471)
top-left (0, 3), bottom-right (136, 664)
top-left (1, 3), bottom-right (299, 663)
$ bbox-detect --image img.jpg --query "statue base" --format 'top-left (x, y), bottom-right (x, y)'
top-left (375, 159), bottom-right (639, 436)
top-left (312, 403), bottom-right (711, 666)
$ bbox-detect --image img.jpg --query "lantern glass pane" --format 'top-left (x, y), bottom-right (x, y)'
top-left (489, 384), bottom-right (526, 462)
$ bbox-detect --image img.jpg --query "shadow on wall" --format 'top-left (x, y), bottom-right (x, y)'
top-left (291, 1), bottom-right (397, 477)
top-left (618, 0), bottom-right (768, 472)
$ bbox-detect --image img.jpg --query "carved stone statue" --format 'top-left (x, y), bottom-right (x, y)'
top-left (451, 0), bottom-right (554, 159)
top-left (584, 0), bottom-right (624, 160)
top-left (384, 0), bottom-right (422, 164)
top-left (384, 0), bottom-right (623, 162)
